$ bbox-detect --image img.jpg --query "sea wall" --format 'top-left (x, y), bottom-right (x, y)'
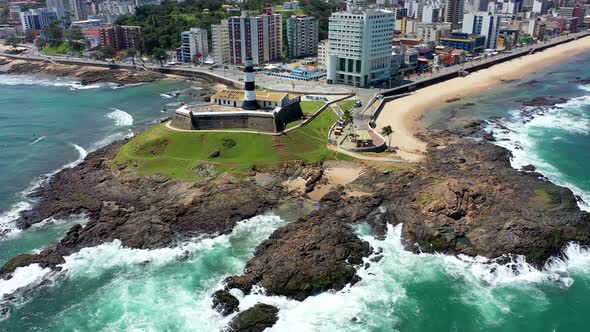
top-left (191, 112), bottom-right (277, 132)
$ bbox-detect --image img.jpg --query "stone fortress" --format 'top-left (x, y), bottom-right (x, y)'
top-left (171, 57), bottom-right (302, 133)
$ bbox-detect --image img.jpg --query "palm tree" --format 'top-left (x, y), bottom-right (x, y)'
top-left (381, 125), bottom-right (393, 148)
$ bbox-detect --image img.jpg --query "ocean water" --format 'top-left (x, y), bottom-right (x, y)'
top-left (1, 51), bottom-right (590, 331)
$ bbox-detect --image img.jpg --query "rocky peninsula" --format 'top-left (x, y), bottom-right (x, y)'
top-left (0, 56), bottom-right (165, 85)
top-left (1, 112), bottom-right (589, 329)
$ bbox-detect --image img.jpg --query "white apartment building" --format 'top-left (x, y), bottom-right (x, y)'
top-left (422, 4), bottom-right (440, 23)
top-left (212, 20), bottom-right (229, 65)
top-left (327, 9), bottom-right (394, 87)
top-left (181, 28), bottom-right (208, 63)
top-left (416, 22), bottom-right (451, 43)
top-left (532, 0), bottom-right (547, 15)
top-left (317, 39), bottom-right (328, 68)
top-left (462, 11), bottom-right (501, 49)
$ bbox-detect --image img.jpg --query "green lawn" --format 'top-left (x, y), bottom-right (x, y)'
top-left (114, 102), bottom-right (349, 179)
top-left (40, 42), bottom-right (80, 56)
top-left (337, 99), bottom-right (356, 112)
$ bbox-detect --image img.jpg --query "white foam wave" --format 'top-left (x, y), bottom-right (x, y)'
top-left (106, 108), bottom-right (134, 126)
top-left (29, 136), bottom-right (45, 145)
top-left (487, 95), bottom-right (590, 211)
top-left (110, 82), bottom-right (145, 89)
top-left (0, 264), bottom-right (51, 298)
top-left (0, 201), bottom-right (31, 238)
top-left (89, 129), bottom-right (134, 151)
top-left (0, 74), bottom-right (78, 88)
top-left (160, 93), bottom-right (174, 99)
top-left (235, 223), bottom-right (590, 330)
top-left (578, 85), bottom-right (590, 92)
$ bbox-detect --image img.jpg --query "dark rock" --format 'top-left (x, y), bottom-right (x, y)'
top-left (212, 289), bottom-right (240, 316)
top-left (445, 97), bottom-right (461, 103)
top-left (225, 210), bottom-right (371, 301)
top-left (228, 303), bottom-right (278, 332)
top-left (482, 132), bottom-right (496, 142)
top-left (519, 96), bottom-right (567, 107)
top-left (521, 164), bottom-right (536, 172)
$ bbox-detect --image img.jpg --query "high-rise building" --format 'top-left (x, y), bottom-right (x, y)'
top-left (20, 9), bottom-right (58, 31)
top-left (212, 20), bottom-right (229, 65)
top-left (180, 28), bottom-right (208, 63)
top-left (228, 10), bottom-right (282, 65)
top-left (286, 14), bottom-right (319, 59)
top-left (69, 0), bottom-right (89, 21)
top-left (317, 39), bottom-right (328, 67)
top-left (99, 25), bottom-right (143, 51)
top-left (422, 4), bottom-right (440, 23)
top-left (46, 0), bottom-right (69, 22)
top-left (461, 10), bottom-right (501, 50)
top-left (444, 0), bottom-right (464, 27)
top-left (532, 0), bottom-right (547, 14)
top-left (326, 8), bottom-right (394, 87)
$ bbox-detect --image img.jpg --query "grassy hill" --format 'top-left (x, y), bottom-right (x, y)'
top-left (113, 101), bottom-right (350, 179)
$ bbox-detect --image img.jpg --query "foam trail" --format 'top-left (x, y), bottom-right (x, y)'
top-left (106, 108), bottom-right (134, 126)
top-left (0, 264), bottom-right (51, 298)
top-left (160, 93), bottom-right (174, 99)
top-left (29, 136), bottom-right (45, 145)
top-left (0, 74), bottom-right (78, 87)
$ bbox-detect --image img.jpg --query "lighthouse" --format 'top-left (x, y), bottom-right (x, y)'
top-left (242, 57), bottom-right (258, 110)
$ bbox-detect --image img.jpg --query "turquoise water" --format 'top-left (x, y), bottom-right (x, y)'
top-left (1, 52), bottom-right (590, 331)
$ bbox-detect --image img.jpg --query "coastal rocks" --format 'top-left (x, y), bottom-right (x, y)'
top-left (5, 61), bottom-right (165, 85)
top-left (211, 289), bottom-right (240, 316)
top-left (518, 96), bottom-right (567, 107)
top-left (228, 303), bottom-right (279, 332)
top-left (1, 140), bottom-right (281, 277)
top-left (382, 131), bottom-right (590, 264)
top-left (225, 210), bottom-right (371, 301)
top-left (521, 164), bottom-right (536, 172)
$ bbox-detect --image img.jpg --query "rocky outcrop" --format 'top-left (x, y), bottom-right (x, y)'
top-left (373, 128), bottom-right (590, 265)
top-left (225, 206), bottom-right (372, 301)
top-left (228, 303), bottom-right (279, 332)
top-left (1, 141), bottom-right (281, 279)
top-left (4, 60), bottom-right (165, 85)
top-left (518, 96), bottom-right (567, 107)
top-left (211, 289), bottom-right (240, 316)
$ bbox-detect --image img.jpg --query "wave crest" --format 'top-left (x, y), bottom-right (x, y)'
top-left (106, 109), bottom-right (134, 126)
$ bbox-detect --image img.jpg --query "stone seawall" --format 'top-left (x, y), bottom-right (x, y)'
top-left (192, 112), bottom-right (277, 132)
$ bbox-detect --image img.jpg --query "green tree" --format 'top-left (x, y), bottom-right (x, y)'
top-left (152, 47), bottom-right (167, 66)
top-left (45, 23), bottom-right (63, 44)
top-left (99, 45), bottom-right (117, 61)
top-left (4, 36), bottom-right (19, 52)
top-left (34, 38), bottom-right (47, 50)
top-left (126, 48), bottom-right (138, 65)
top-left (380, 125), bottom-right (393, 148)
top-left (65, 28), bottom-right (85, 51)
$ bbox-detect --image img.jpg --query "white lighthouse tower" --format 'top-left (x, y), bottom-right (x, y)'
top-left (242, 57), bottom-right (258, 110)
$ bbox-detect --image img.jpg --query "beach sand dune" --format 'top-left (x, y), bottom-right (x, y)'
top-left (376, 35), bottom-right (590, 162)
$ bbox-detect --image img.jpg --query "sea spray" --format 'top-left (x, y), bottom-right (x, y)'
top-left (234, 223), bottom-right (590, 331)
top-left (0, 214), bottom-right (286, 331)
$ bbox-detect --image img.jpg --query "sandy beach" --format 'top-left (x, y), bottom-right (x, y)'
top-left (376, 35), bottom-right (590, 162)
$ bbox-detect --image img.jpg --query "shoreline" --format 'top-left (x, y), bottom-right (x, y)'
top-left (376, 35), bottom-right (590, 162)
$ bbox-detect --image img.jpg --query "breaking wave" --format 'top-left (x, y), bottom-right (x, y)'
top-left (106, 108), bottom-right (134, 126)
top-left (0, 74), bottom-right (103, 90)
top-left (486, 94), bottom-right (590, 211)
top-left (235, 223), bottom-right (590, 331)
top-left (0, 214), bottom-right (285, 329)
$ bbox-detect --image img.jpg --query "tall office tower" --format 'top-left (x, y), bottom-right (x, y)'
top-left (327, 8), bottom-right (394, 87)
